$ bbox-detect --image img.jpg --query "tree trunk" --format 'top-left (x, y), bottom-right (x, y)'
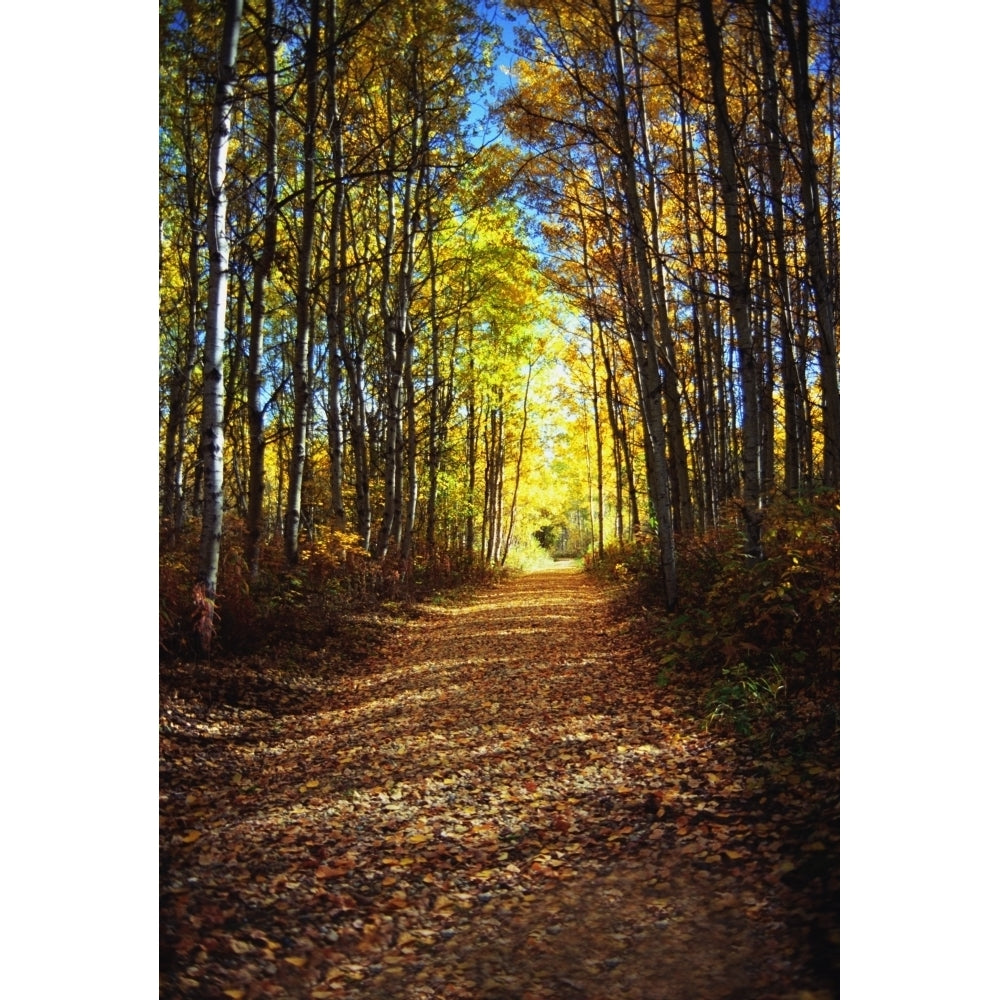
top-left (465, 358), bottom-right (478, 557)
top-left (325, 1), bottom-right (348, 532)
top-left (672, 68), bottom-right (718, 529)
top-left (621, 8), bottom-right (693, 535)
top-left (755, 0), bottom-right (805, 494)
top-left (501, 362), bottom-right (533, 565)
top-left (424, 238), bottom-right (448, 556)
top-left (400, 344), bottom-right (418, 563)
top-left (568, 183), bottom-right (606, 560)
top-left (283, 0), bottom-right (321, 566)
top-left (698, 0), bottom-right (763, 557)
top-left (375, 74), bottom-right (424, 562)
top-left (342, 197), bottom-right (373, 548)
top-left (608, 0), bottom-right (677, 609)
top-left (224, 274), bottom-right (249, 516)
top-left (345, 339), bottom-right (372, 549)
top-left (162, 134), bottom-right (203, 547)
top-left (245, 0), bottom-right (279, 580)
top-left (777, 0), bottom-right (839, 487)
top-left (196, 0), bottom-right (243, 648)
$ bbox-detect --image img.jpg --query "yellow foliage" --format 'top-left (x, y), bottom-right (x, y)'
top-left (300, 526), bottom-right (368, 565)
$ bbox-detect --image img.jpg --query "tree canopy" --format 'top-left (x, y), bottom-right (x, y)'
top-left (159, 0), bottom-right (839, 636)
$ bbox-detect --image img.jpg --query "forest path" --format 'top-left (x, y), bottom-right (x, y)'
top-left (161, 568), bottom-right (830, 1000)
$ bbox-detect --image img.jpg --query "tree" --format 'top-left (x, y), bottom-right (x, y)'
top-left (196, 0), bottom-right (244, 648)
top-left (245, 0), bottom-right (280, 580)
top-left (775, 0), bottom-right (839, 487)
top-left (282, 0), bottom-right (322, 567)
top-left (501, 0), bottom-right (680, 607)
top-left (160, 0), bottom-right (219, 546)
top-left (697, 0), bottom-right (762, 557)
top-left (754, 0), bottom-right (805, 495)
top-left (159, 0), bottom-right (838, 618)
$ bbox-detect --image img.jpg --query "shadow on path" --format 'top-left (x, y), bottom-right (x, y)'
top-left (161, 568), bottom-right (836, 1000)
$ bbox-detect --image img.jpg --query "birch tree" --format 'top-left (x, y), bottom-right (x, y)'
top-left (196, 0), bottom-right (243, 646)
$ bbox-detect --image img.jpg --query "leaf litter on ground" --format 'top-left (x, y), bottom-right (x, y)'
top-left (161, 565), bottom-right (838, 1000)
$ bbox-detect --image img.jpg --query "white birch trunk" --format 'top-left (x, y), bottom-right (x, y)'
top-left (196, 0), bottom-right (243, 646)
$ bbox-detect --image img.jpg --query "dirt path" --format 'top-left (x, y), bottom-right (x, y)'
top-left (161, 568), bottom-right (835, 1000)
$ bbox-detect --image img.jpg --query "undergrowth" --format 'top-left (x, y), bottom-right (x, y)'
top-left (588, 491), bottom-right (839, 744)
top-left (159, 519), bottom-right (509, 660)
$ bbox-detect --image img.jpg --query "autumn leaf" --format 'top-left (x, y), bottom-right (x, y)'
top-left (161, 567), bottom-right (837, 998)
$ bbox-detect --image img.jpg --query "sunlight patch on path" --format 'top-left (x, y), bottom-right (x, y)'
top-left (161, 567), bottom-right (821, 1000)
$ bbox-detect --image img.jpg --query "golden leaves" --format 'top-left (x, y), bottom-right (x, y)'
top-left (161, 567), bottom-right (837, 998)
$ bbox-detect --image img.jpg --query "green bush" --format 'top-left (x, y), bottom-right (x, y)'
top-left (590, 492), bottom-right (839, 737)
top-left (704, 660), bottom-right (786, 737)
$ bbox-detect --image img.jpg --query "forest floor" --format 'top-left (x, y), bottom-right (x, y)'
top-left (160, 565), bottom-right (839, 1000)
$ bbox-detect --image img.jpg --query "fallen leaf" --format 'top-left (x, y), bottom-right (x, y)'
top-left (161, 562), bottom-right (838, 999)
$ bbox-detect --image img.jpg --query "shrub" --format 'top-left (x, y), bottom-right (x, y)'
top-left (704, 659), bottom-right (787, 737)
top-left (590, 492), bottom-right (839, 738)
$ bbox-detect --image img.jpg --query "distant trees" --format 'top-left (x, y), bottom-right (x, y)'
top-left (499, 0), bottom-right (839, 591)
top-left (159, 0), bottom-right (838, 615)
top-left (160, 1), bottom-right (557, 577)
